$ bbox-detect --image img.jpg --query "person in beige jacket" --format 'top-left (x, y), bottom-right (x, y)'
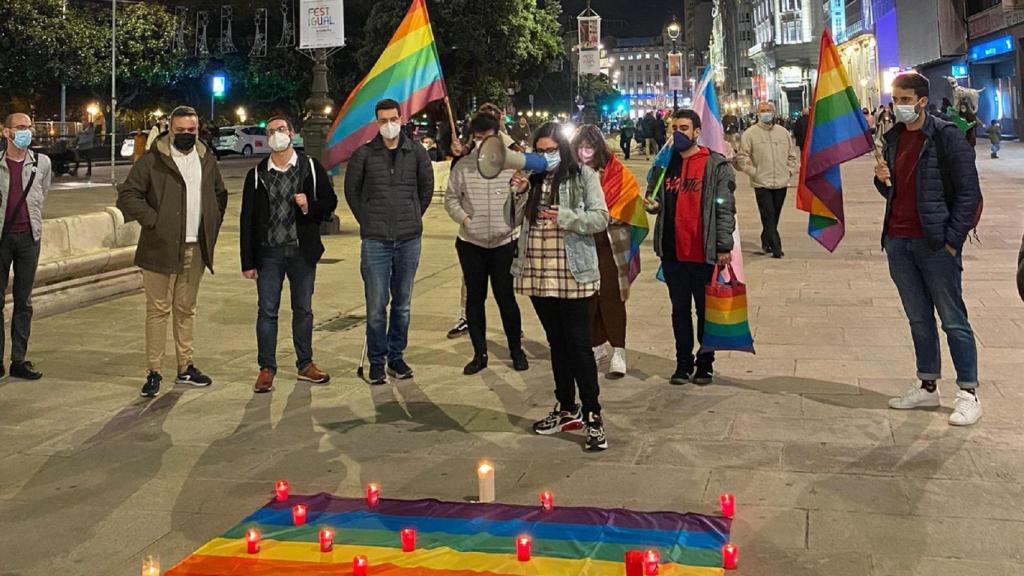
top-left (735, 101), bottom-right (799, 258)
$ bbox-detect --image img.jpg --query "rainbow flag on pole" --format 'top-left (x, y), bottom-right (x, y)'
top-left (166, 494), bottom-right (733, 575)
top-left (796, 28), bottom-right (874, 252)
top-left (323, 0), bottom-right (448, 170)
top-left (602, 155), bottom-right (649, 282)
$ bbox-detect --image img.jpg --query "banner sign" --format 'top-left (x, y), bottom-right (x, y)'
top-left (668, 53), bottom-right (684, 91)
top-left (299, 0), bottom-right (345, 49)
top-left (579, 49), bottom-right (601, 75)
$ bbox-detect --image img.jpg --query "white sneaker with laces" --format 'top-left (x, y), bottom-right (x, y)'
top-left (608, 348), bottom-right (627, 379)
top-left (949, 390), bottom-right (982, 426)
top-left (888, 386), bottom-right (940, 410)
top-left (593, 344), bottom-right (608, 363)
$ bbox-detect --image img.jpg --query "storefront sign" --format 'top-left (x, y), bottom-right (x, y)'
top-left (299, 0), bottom-right (345, 49)
top-left (968, 34), bottom-right (1015, 61)
top-left (951, 64), bottom-right (969, 77)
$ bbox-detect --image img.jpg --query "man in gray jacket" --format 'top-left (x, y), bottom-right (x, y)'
top-left (344, 99), bottom-right (433, 385)
top-left (0, 113), bottom-right (52, 380)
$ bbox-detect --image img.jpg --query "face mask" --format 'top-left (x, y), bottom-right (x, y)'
top-left (379, 122), bottom-right (401, 140)
top-left (672, 131), bottom-right (693, 152)
top-left (544, 151), bottom-right (561, 172)
top-left (173, 133), bottom-right (196, 152)
top-left (577, 146), bottom-right (595, 163)
top-left (12, 129), bottom-right (32, 150)
top-left (894, 103), bottom-right (919, 124)
top-left (269, 131), bottom-right (291, 152)
top-left (759, 112), bottom-right (774, 124)
top-left (422, 142), bottom-right (435, 150)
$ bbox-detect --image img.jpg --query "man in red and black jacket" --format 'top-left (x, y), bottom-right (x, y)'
top-left (240, 116), bottom-right (338, 393)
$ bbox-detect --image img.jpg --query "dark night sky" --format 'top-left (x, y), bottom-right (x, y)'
top-left (558, 0), bottom-right (687, 38)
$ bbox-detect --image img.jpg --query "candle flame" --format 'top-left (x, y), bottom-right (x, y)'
top-left (478, 463), bottom-right (493, 474)
top-left (246, 529), bottom-right (259, 541)
top-left (518, 536), bottom-right (530, 544)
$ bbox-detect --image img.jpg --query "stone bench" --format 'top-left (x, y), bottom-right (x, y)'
top-left (4, 208), bottom-right (141, 320)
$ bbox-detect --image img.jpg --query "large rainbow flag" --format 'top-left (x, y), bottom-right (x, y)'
top-left (796, 28), bottom-right (874, 252)
top-left (166, 494), bottom-right (732, 575)
top-left (323, 0), bottom-right (447, 170)
top-left (602, 155), bottom-right (649, 282)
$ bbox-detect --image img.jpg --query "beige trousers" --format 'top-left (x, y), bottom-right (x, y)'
top-left (142, 244), bottom-right (205, 373)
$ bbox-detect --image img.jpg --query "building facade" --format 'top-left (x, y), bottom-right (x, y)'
top-left (966, 1), bottom-right (1024, 137)
top-left (607, 36), bottom-right (671, 119)
top-left (749, 0), bottom-right (827, 117)
top-left (710, 0), bottom-right (755, 115)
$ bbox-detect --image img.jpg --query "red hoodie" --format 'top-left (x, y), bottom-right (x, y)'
top-left (664, 146), bottom-right (710, 263)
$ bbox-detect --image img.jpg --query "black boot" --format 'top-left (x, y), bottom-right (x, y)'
top-left (693, 360), bottom-right (714, 385)
top-left (510, 349), bottom-right (529, 371)
top-left (463, 353), bottom-right (488, 375)
top-left (670, 359), bottom-right (694, 385)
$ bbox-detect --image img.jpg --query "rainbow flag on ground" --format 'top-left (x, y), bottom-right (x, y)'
top-left (166, 494), bottom-right (732, 575)
top-left (796, 28), bottom-right (874, 252)
top-left (323, 0), bottom-right (447, 170)
top-left (602, 155), bottom-right (649, 282)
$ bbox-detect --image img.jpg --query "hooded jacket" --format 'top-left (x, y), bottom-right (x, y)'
top-left (0, 148), bottom-right (52, 242)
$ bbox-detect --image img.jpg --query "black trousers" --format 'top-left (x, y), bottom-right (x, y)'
top-left (0, 232), bottom-right (40, 363)
top-left (755, 187), bottom-right (787, 256)
top-left (619, 134), bottom-right (632, 160)
top-left (530, 296), bottom-right (601, 417)
top-left (455, 239), bottom-right (522, 355)
top-left (662, 259), bottom-right (715, 368)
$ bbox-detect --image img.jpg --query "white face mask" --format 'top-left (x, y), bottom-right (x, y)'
top-left (379, 121), bottom-right (402, 140)
top-left (544, 151), bottom-right (561, 172)
top-left (759, 112), bottom-right (774, 124)
top-left (894, 103), bottom-right (920, 124)
top-left (268, 131), bottom-right (292, 153)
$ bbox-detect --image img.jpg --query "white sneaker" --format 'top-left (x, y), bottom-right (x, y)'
top-left (593, 344), bottom-right (608, 363)
top-left (949, 390), bottom-right (982, 426)
top-left (608, 348), bottom-right (627, 379)
top-left (888, 386), bottom-right (940, 410)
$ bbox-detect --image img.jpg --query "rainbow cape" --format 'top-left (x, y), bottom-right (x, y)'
top-left (796, 28), bottom-right (874, 252)
top-left (602, 155), bottom-right (649, 282)
top-left (166, 494), bottom-right (732, 575)
top-left (323, 0), bottom-right (447, 170)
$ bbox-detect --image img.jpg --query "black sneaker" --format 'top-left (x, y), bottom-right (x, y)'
top-left (387, 358), bottom-right (414, 380)
top-left (463, 353), bottom-right (488, 375)
top-left (140, 370), bottom-right (162, 397)
top-left (511, 349), bottom-right (529, 371)
top-left (446, 317), bottom-right (469, 339)
top-left (533, 403), bottom-right (584, 435)
top-left (368, 364), bottom-right (387, 385)
top-left (9, 361), bottom-right (42, 380)
top-left (670, 362), bottom-right (694, 385)
top-left (175, 364), bottom-right (212, 387)
top-left (693, 363), bottom-right (714, 385)
top-left (585, 412), bottom-right (608, 451)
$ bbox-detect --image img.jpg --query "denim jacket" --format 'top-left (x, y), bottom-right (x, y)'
top-left (506, 166), bottom-right (609, 283)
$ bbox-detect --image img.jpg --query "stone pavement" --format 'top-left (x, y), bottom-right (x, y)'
top-left (1, 143), bottom-right (1022, 576)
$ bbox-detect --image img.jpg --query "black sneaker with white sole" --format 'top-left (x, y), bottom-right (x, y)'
top-left (585, 412), bottom-right (608, 451)
top-left (693, 363), bottom-right (714, 385)
top-left (10, 361), bottom-right (42, 380)
top-left (447, 317), bottom-right (469, 339)
top-left (533, 403), bottom-right (584, 435)
top-left (140, 370), bottom-right (162, 397)
top-left (387, 358), bottom-right (414, 380)
top-left (175, 364), bottom-right (213, 387)
top-left (368, 364), bottom-right (387, 385)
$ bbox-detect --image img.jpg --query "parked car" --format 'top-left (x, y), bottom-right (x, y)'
top-left (215, 125), bottom-right (268, 156)
top-left (120, 131), bottom-right (144, 158)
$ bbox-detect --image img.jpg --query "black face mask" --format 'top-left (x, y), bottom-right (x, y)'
top-left (173, 133), bottom-right (197, 152)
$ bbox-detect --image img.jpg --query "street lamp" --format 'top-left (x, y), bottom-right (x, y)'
top-left (235, 107), bottom-right (247, 124)
top-left (86, 103), bottom-right (99, 123)
top-left (667, 16), bottom-right (681, 111)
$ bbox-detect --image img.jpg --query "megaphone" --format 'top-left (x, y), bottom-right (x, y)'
top-left (476, 135), bottom-right (549, 180)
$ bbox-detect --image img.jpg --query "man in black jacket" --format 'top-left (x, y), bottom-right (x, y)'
top-left (344, 99), bottom-right (434, 384)
top-left (240, 116), bottom-right (338, 393)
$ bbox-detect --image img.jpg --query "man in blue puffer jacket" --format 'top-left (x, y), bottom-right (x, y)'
top-left (873, 72), bottom-right (983, 426)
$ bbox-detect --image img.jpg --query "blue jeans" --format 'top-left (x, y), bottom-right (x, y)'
top-left (256, 245), bottom-right (316, 372)
top-left (361, 237), bottom-right (421, 365)
top-left (886, 238), bottom-right (978, 388)
top-left (991, 140), bottom-right (1001, 155)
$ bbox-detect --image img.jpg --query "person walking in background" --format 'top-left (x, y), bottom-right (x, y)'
top-left (873, 72), bottom-right (983, 426)
top-left (863, 107), bottom-right (876, 133)
top-left (512, 115), bottom-right (532, 150)
top-left (641, 112), bottom-right (657, 158)
top-left (344, 99), bottom-right (433, 385)
top-left (74, 122), bottom-right (97, 177)
top-left (572, 125), bottom-right (645, 379)
top-left (793, 107), bottom-right (809, 151)
top-left (618, 117), bottom-right (636, 160)
top-left (240, 116), bottom-right (337, 394)
top-left (509, 122), bottom-right (610, 451)
top-left (735, 101), bottom-right (798, 258)
top-left (653, 110), bottom-right (667, 152)
top-left (0, 113), bottom-right (52, 380)
top-left (987, 119), bottom-right (1001, 159)
top-left (117, 106), bottom-right (228, 398)
top-left (645, 109), bottom-right (736, 386)
top-left (444, 113), bottom-right (529, 375)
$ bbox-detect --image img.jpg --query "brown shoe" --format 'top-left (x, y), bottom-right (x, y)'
top-left (254, 368), bottom-right (275, 393)
top-left (297, 362), bottom-right (330, 384)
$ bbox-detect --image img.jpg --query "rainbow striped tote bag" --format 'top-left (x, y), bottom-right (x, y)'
top-left (699, 263), bottom-right (755, 354)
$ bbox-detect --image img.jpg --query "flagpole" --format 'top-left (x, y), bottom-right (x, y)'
top-left (443, 95), bottom-right (458, 147)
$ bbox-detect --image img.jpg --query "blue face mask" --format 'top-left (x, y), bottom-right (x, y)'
top-left (544, 151), bottom-right (561, 172)
top-left (672, 130), bottom-right (694, 152)
top-left (12, 129), bottom-right (32, 150)
top-left (759, 112), bottom-right (774, 125)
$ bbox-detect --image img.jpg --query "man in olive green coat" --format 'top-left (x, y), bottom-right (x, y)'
top-left (117, 106), bottom-right (228, 398)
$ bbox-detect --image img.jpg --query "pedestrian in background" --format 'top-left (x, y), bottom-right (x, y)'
top-left (618, 117), bottom-right (636, 160)
top-left (344, 99), bottom-right (433, 385)
top-left (117, 106), bottom-right (228, 398)
top-left (987, 119), bottom-right (1001, 159)
top-left (509, 122), bottom-right (609, 451)
top-left (512, 115), bottom-right (532, 150)
top-left (793, 107), bottom-right (809, 151)
top-left (735, 101), bottom-right (798, 259)
top-left (240, 116), bottom-right (337, 393)
top-left (874, 72), bottom-right (983, 426)
top-left (653, 110), bottom-right (667, 152)
top-left (0, 113), bottom-right (52, 381)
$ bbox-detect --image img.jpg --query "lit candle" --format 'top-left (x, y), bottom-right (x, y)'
top-left (539, 491), bottom-right (554, 512)
top-left (292, 504), bottom-right (307, 526)
top-left (720, 493), bottom-right (735, 518)
top-left (477, 462), bottom-right (495, 503)
top-left (141, 555), bottom-right (160, 576)
top-left (319, 528), bottom-right (334, 553)
top-left (516, 535), bottom-right (532, 562)
top-left (722, 543), bottom-right (739, 570)
top-left (624, 550), bottom-right (644, 576)
top-left (644, 549), bottom-right (661, 575)
top-left (353, 555), bottom-right (368, 576)
top-left (366, 483), bottom-right (381, 508)
top-left (246, 528), bottom-right (261, 554)
top-left (401, 528), bottom-right (417, 552)
top-left (275, 480), bottom-right (289, 502)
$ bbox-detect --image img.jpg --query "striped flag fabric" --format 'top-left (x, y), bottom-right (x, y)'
top-left (796, 28), bottom-right (874, 252)
top-left (323, 0), bottom-right (447, 170)
top-left (601, 155), bottom-right (649, 283)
